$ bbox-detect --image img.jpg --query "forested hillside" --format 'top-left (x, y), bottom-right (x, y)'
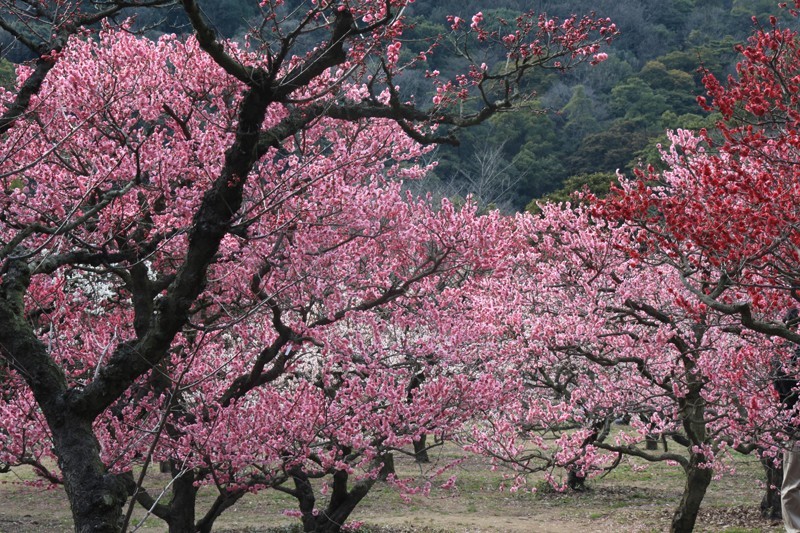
top-left (0, 0), bottom-right (789, 208)
top-left (402, 0), bottom-right (794, 209)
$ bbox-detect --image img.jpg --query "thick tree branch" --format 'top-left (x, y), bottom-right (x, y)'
top-left (0, 259), bottom-right (68, 411)
top-left (681, 273), bottom-right (800, 344)
top-left (272, 8), bottom-right (355, 100)
top-left (595, 441), bottom-right (689, 467)
top-left (70, 84), bottom-right (273, 418)
top-left (179, 0), bottom-right (257, 85)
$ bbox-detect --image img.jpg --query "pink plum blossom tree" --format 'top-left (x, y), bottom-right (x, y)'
top-left (0, 2), bottom-right (616, 531)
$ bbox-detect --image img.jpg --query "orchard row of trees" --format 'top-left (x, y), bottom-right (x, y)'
top-left (0, 2), bottom-right (799, 533)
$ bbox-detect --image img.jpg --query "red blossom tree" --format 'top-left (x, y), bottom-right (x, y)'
top-left (570, 6), bottom-right (800, 529)
top-left (0, 2), bottom-right (616, 532)
top-left (598, 4), bottom-right (800, 342)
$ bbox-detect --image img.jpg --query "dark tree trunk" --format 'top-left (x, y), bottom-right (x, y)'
top-left (50, 417), bottom-right (127, 533)
top-left (670, 452), bottom-right (713, 533)
top-left (760, 452), bottom-right (783, 520)
top-left (292, 466), bottom-right (376, 533)
top-left (291, 469), bottom-right (319, 533)
top-left (0, 274), bottom-right (127, 533)
top-left (166, 468), bottom-right (198, 533)
top-left (316, 469), bottom-right (374, 532)
top-left (668, 351), bottom-right (714, 533)
top-left (378, 452), bottom-right (395, 481)
top-left (124, 461), bottom-right (244, 533)
top-left (567, 469), bottom-right (586, 491)
top-left (413, 435), bottom-right (430, 463)
top-left (195, 489), bottom-right (244, 533)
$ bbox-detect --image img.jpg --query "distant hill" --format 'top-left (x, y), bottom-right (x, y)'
top-left (1, 0), bottom-right (791, 209)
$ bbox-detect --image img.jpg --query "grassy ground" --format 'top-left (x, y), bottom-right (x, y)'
top-left (0, 444), bottom-right (785, 533)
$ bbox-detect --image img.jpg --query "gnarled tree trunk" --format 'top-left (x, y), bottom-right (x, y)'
top-left (51, 417), bottom-right (128, 532)
top-left (292, 467), bottom-right (376, 533)
top-left (671, 452), bottom-right (712, 533)
top-left (413, 435), bottom-right (430, 463)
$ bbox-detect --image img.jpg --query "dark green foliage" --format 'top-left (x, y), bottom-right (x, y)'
top-left (561, 85), bottom-right (602, 140)
top-left (0, 58), bottom-right (15, 89)
top-left (610, 78), bottom-right (670, 122)
top-left (567, 119), bottom-right (655, 176)
top-left (526, 172), bottom-right (618, 214)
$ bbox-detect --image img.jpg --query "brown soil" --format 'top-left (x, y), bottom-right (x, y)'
top-left (0, 450), bottom-right (785, 532)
